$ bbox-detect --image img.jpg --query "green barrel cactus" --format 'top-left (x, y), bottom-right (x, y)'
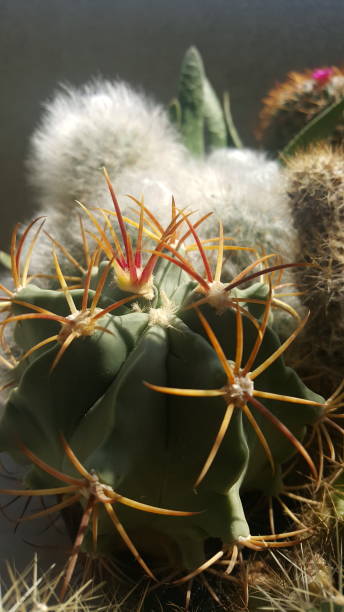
top-left (0, 172), bottom-right (330, 599)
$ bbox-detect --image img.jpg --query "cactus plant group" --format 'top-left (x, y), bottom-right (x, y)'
top-left (0, 47), bottom-right (344, 611)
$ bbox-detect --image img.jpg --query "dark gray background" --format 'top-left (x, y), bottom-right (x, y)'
top-left (1, 0), bottom-right (343, 247)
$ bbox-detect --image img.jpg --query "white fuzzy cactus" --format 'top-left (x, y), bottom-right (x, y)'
top-left (26, 79), bottom-right (297, 280)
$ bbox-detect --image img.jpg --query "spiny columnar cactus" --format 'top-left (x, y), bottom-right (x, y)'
top-left (257, 67), bottom-right (344, 152)
top-left (285, 144), bottom-right (344, 395)
top-left (0, 173), bottom-right (331, 600)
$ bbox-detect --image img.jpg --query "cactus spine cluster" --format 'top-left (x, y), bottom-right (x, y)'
top-left (248, 542), bottom-right (344, 611)
top-left (0, 555), bottom-right (105, 611)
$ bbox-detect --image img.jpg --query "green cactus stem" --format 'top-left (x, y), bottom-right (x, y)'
top-left (0, 173), bottom-right (329, 600)
top-left (174, 46), bottom-right (228, 154)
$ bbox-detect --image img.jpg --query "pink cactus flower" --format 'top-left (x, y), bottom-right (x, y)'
top-left (311, 67), bottom-right (334, 85)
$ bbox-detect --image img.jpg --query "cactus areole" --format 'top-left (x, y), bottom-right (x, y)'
top-left (0, 177), bottom-right (325, 585)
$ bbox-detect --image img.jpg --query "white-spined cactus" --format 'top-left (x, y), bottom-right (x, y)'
top-left (26, 79), bottom-right (295, 283)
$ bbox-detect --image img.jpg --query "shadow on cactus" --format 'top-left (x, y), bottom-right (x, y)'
top-left (0, 171), bottom-right (335, 606)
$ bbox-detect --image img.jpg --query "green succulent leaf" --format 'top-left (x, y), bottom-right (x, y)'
top-left (331, 468), bottom-right (344, 518)
top-left (203, 77), bottom-right (228, 150)
top-left (281, 95), bottom-right (344, 158)
top-left (223, 90), bottom-right (243, 148)
top-left (177, 46), bottom-right (205, 156)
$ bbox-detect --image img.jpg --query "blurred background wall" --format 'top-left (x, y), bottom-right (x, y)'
top-left (1, 0), bottom-right (344, 247)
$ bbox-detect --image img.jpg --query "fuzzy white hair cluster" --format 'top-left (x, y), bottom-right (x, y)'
top-left (27, 79), bottom-right (296, 277)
